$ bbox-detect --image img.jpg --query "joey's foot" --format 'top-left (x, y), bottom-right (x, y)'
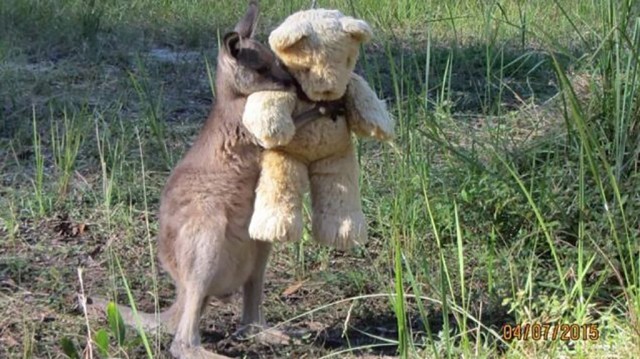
top-left (170, 341), bottom-right (233, 359)
top-left (312, 210), bottom-right (367, 250)
top-left (233, 324), bottom-right (295, 345)
top-left (249, 206), bottom-right (302, 243)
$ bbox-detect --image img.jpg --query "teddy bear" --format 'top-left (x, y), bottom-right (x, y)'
top-left (242, 8), bottom-right (394, 250)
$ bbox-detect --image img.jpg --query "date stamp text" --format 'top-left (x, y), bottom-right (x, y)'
top-left (502, 323), bottom-right (600, 341)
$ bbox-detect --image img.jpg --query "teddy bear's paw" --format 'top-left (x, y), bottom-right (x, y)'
top-left (312, 211), bottom-right (368, 250)
top-left (243, 92), bottom-right (297, 149)
top-left (249, 208), bottom-right (303, 242)
top-left (258, 122), bottom-right (296, 148)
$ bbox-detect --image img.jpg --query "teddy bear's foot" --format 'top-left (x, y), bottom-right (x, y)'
top-left (249, 207), bottom-right (303, 243)
top-left (312, 210), bottom-right (367, 250)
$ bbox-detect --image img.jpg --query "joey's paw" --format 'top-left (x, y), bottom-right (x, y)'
top-left (312, 210), bottom-right (367, 250)
top-left (249, 207), bottom-right (303, 242)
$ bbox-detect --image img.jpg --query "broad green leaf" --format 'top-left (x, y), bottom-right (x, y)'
top-left (60, 337), bottom-right (80, 359)
top-left (94, 328), bottom-right (110, 356)
top-left (106, 301), bottom-right (126, 346)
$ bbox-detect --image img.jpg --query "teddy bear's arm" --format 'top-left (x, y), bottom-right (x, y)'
top-left (243, 91), bottom-right (298, 148)
top-left (345, 73), bottom-right (395, 141)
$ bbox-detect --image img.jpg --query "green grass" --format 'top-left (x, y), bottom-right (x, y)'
top-left (1, 0), bottom-right (639, 358)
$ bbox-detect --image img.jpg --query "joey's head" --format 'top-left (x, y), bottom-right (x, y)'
top-left (217, 1), bottom-right (294, 97)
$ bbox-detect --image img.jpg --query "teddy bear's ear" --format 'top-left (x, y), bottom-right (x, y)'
top-left (340, 18), bottom-right (372, 43)
top-left (269, 24), bottom-right (311, 53)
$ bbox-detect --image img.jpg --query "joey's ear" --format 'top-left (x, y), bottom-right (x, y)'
top-left (234, 1), bottom-right (260, 38)
top-left (223, 31), bottom-right (241, 58)
top-left (269, 23), bottom-right (312, 53)
top-left (340, 17), bottom-right (372, 43)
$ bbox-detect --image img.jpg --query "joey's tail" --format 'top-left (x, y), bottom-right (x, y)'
top-left (81, 295), bottom-right (181, 335)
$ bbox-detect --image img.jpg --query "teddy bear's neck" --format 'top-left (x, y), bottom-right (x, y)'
top-left (292, 78), bottom-right (312, 103)
top-left (288, 72), bottom-right (347, 121)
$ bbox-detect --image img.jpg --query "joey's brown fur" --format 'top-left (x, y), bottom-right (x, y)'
top-left (86, 2), bottom-right (299, 358)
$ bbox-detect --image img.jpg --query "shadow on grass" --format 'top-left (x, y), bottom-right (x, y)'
top-left (2, 0), bottom-right (584, 140)
top-left (306, 305), bottom-right (513, 356)
top-left (1, 26), bottom-right (579, 158)
top-left (360, 40), bottom-right (576, 115)
top-left (192, 299), bottom-right (515, 358)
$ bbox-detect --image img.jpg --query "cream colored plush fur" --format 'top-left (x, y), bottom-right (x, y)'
top-left (242, 9), bottom-right (394, 250)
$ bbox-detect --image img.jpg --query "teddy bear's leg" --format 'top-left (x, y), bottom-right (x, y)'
top-left (309, 147), bottom-right (367, 250)
top-left (249, 150), bottom-right (308, 242)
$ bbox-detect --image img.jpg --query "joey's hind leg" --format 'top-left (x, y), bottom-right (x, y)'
top-left (309, 148), bottom-right (367, 250)
top-left (170, 284), bottom-right (229, 358)
top-left (240, 241), bottom-right (271, 328)
top-left (249, 150), bottom-right (308, 243)
top-left (234, 241), bottom-right (291, 345)
top-left (169, 225), bottom-right (231, 359)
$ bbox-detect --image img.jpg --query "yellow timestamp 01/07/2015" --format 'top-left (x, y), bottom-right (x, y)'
top-left (501, 323), bottom-right (600, 341)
